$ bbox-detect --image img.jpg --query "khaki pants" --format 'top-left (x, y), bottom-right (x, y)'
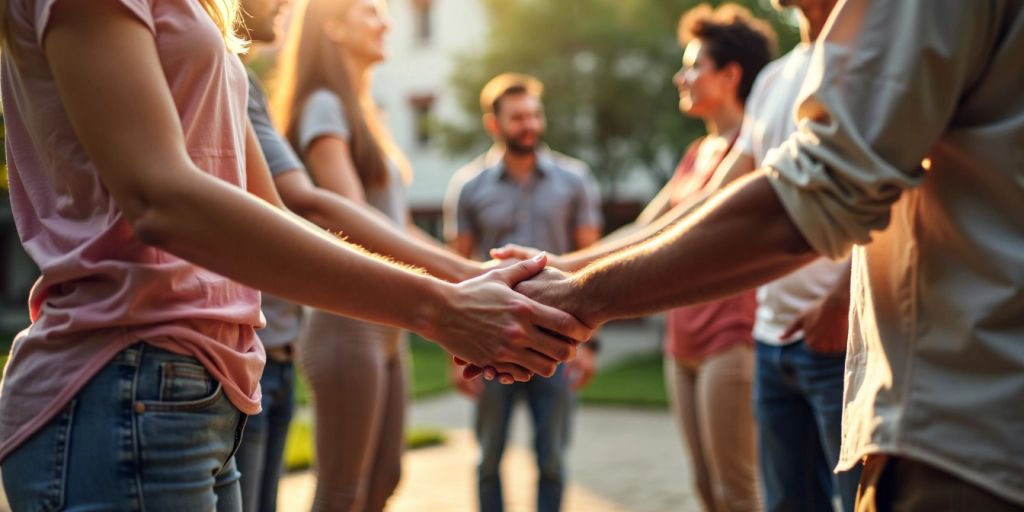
top-left (856, 455), bottom-right (1023, 512)
top-left (665, 343), bottom-right (761, 512)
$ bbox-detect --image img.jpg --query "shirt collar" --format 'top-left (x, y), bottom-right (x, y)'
top-left (486, 144), bottom-right (554, 182)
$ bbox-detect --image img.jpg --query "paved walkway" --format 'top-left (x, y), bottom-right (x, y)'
top-left (279, 392), bottom-right (701, 511)
top-left (278, 319), bottom-right (704, 511)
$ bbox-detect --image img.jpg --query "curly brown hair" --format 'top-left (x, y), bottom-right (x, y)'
top-left (678, 3), bottom-right (778, 103)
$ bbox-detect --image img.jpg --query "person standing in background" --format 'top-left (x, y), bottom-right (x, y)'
top-left (444, 73), bottom-right (602, 512)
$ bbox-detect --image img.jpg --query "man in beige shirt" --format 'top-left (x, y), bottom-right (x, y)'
top-left (485, 1), bottom-right (1023, 509)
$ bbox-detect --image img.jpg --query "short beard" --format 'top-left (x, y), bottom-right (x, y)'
top-left (505, 139), bottom-right (537, 155)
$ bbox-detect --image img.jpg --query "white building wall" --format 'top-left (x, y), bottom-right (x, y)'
top-left (374, 0), bottom-right (488, 210)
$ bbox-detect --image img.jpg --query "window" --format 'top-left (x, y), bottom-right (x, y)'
top-left (412, 0), bottom-right (433, 44)
top-left (409, 94), bottom-right (435, 147)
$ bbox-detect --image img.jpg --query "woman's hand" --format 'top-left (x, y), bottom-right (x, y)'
top-left (490, 244), bottom-right (568, 270)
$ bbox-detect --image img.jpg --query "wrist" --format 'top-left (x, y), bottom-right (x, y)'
top-left (566, 273), bottom-right (604, 329)
top-left (409, 277), bottom-right (455, 340)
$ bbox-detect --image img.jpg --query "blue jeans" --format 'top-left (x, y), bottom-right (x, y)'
top-left (754, 339), bottom-right (861, 512)
top-left (235, 357), bottom-right (295, 512)
top-left (476, 365), bottom-right (571, 512)
top-left (2, 342), bottom-right (248, 511)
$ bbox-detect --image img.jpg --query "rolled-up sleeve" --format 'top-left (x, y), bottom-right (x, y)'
top-left (765, 0), bottom-right (992, 259)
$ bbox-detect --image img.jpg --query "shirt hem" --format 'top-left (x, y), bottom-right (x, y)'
top-left (837, 443), bottom-right (1024, 505)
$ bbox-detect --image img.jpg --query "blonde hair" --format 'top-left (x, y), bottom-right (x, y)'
top-left (272, 0), bottom-right (410, 188)
top-left (0, 0), bottom-right (248, 53)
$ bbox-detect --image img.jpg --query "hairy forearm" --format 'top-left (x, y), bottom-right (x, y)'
top-left (561, 194), bottom-right (709, 271)
top-left (288, 187), bottom-right (477, 282)
top-left (567, 172), bottom-right (817, 324)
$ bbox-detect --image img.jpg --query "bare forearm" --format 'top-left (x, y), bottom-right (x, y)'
top-left (291, 188), bottom-right (477, 281)
top-left (567, 172), bottom-right (817, 324)
top-left (137, 171), bottom-right (448, 334)
top-left (561, 196), bottom-right (707, 270)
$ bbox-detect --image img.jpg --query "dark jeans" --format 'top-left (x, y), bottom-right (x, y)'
top-left (476, 365), bottom-right (572, 512)
top-left (2, 343), bottom-right (247, 511)
top-left (754, 339), bottom-right (861, 512)
top-left (235, 357), bottom-right (295, 512)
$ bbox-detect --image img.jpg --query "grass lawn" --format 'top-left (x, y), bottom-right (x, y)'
top-left (580, 351), bottom-right (668, 408)
top-left (283, 417), bottom-right (445, 472)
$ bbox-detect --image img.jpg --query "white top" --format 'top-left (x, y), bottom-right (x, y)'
top-left (739, 44), bottom-right (850, 345)
top-left (764, 0), bottom-right (1024, 503)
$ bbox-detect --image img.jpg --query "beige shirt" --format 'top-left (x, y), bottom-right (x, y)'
top-left (764, 0), bottom-right (1024, 504)
top-left (739, 44), bottom-right (851, 345)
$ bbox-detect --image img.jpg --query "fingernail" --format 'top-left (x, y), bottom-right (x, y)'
top-left (532, 252), bottom-right (546, 261)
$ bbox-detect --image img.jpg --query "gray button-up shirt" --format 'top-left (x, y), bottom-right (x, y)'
top-left (764, 0), bottom-right (1024, 503)
top-left (445, 147), bottom-right (602, 261)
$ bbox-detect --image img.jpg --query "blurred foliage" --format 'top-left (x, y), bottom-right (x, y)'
top-left (439, 0), bottom-right (799, 195)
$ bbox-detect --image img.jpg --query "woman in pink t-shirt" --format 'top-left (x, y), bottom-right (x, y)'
top-left (0, 0), bottom-right (590, 507)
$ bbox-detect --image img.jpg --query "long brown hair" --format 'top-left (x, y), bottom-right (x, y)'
top-left (272, 0), bottom-right (409, 188)
top-left (1, 0), bottom-right (247, 53)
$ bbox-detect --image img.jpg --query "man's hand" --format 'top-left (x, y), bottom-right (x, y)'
top-left (567, 346), bottom-right (597, 391)
top-left (435, 253), bottom-right (594, 384)
top-left (781, 293), bottom-right (849, 354)
top-left (513, 267), bottom-right (599, 327)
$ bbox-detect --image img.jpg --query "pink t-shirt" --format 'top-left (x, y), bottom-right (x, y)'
top-left (0, 0), bottom-right (265, 461)
top-left (664, 138), bottom-right (755, 362)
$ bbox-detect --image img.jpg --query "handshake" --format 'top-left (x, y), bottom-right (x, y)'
top-left (429, 249), bottom-right (599, 385)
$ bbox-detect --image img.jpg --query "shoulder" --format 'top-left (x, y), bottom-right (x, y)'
top-left (450, 155), bottom-right (496, 198)
top-left (545, 150), bottom-right (593, 178)
top-left (303, 88), bottom-right (346, 116)
top-left (748, 56), bottom-right (788, 102)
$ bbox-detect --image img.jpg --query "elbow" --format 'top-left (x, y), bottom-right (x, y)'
top-left (126, 202), bottom-right (176, 248)
top-left (117, 179), bottom-right (192, 249)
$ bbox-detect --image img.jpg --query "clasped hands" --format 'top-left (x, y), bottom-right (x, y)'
top-left (443, 250), bottom-right (593, 384)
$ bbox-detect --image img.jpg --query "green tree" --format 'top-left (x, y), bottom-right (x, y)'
top-left (440, 0), bottom-right (798, 197)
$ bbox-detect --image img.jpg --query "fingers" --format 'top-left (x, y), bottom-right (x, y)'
top-left (489, 363), bottom-right (535, 383)
top-left (490, 252), bottom-right (547, 287)
top-left (780, 316), bottom-right (803, 340)
top-left (526, 299), bottom-right (593, 343)
top-left (490, 244), bottom-right (537, 261)
top-left (461, 364), bottom-right (483, 380)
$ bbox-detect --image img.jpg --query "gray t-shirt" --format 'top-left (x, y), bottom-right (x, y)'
top-left (445, 149), bottom-right (603, 260)
top-left (247, 70), bottom-right (304, 348)
top-left (247, 70), bottom-right (303, 176)
top-left (299, 89), bottom-right (407, 226)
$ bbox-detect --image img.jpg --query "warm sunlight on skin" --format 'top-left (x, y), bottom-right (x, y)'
top-left (677, 39), bottom-right (703, 112)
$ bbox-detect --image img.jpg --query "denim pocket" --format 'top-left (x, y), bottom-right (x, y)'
top-left (142, 361), bottom-right (223, 413)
